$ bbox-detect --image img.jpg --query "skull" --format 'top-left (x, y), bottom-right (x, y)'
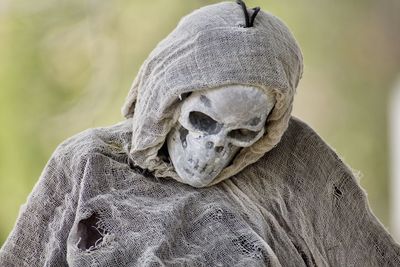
top-left (167, 85), bottom-right (276, 187)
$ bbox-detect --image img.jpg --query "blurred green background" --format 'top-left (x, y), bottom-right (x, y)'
top-left (1, 0), bottom-right (399, 246)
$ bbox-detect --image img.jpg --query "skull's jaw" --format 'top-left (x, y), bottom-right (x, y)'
top-left (167, 125), bottom-right (236, 187)
top-left (173, 154), bottom-right (230, 187)
top-left (168, 144), bottom-right (240, 187)
top-left (176, 166), bottom-right (219, 188)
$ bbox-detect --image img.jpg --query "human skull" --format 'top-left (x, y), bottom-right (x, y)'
top-left (167, 85), bottom-right (276, 187)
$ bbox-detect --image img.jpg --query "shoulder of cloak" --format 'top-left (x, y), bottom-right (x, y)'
top-left (52, 120), bottom-right (133, 174)
top-left (244, 116), bottom-right (347, 189)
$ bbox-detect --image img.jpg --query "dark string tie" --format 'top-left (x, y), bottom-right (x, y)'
top-left (236, 0), bottom-right (260, 27)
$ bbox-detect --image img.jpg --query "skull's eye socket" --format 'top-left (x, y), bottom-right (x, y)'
top-left (228, 128), bottom-right (260, 142)
top-left (189, 111), bottom-right (222, 134)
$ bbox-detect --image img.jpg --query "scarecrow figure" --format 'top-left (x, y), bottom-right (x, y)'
top-left (1, 1), bottom-right (399, 266)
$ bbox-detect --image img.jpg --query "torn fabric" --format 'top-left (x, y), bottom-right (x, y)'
top-left (1, 1), bottom-right (399, 266)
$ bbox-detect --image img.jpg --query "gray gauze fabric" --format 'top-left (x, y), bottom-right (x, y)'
top-left (1, 1), bottom-right (400, 266)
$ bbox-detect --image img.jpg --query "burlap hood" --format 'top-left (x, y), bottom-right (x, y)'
top-left (121, 1), bottom-right (303, 186)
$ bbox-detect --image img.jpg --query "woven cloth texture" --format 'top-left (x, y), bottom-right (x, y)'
top-left (1, 1), bottom-right (399, 266)
top-left (1, 117), bottom-right (399, 266)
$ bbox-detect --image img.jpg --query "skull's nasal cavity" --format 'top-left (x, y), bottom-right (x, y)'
top-left (206, 141), bottom-right (223, 153)
top-left (206, 141), bottom-right (224, 153)
top-left (215, 146), bottom-right (224, 153)
top-left (76, 212), bottom-right (108, 251)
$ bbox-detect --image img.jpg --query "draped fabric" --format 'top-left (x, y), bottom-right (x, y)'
top-left (1, 2), bottom-right (399, 266)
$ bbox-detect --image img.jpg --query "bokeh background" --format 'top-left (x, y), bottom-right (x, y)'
top-left (1, 0), bottom-right (399, 246)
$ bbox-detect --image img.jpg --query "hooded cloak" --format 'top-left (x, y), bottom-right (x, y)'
top-left (1, 2), bottom-right (399, 266)
top-left (121, 1), bottom-right (302, 186)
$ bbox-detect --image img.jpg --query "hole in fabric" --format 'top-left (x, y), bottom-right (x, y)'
top-left (232, 235), bottom-right (264, 259)
top-left (157, 141), bottom-right (171, 164)
top-left (76, 212), bottom-right (108, 251)
top-left (333, 186), bottom-right (343, 197)
top-left (128, 157), bottom-right (153, 177)
top-left (209, 207), bottom-right (236, 222)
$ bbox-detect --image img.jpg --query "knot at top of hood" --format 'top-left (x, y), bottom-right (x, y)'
top-left (121, 1), bottom-right (304, 187)
top-left (236, 0), bottom-right (260, 28)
